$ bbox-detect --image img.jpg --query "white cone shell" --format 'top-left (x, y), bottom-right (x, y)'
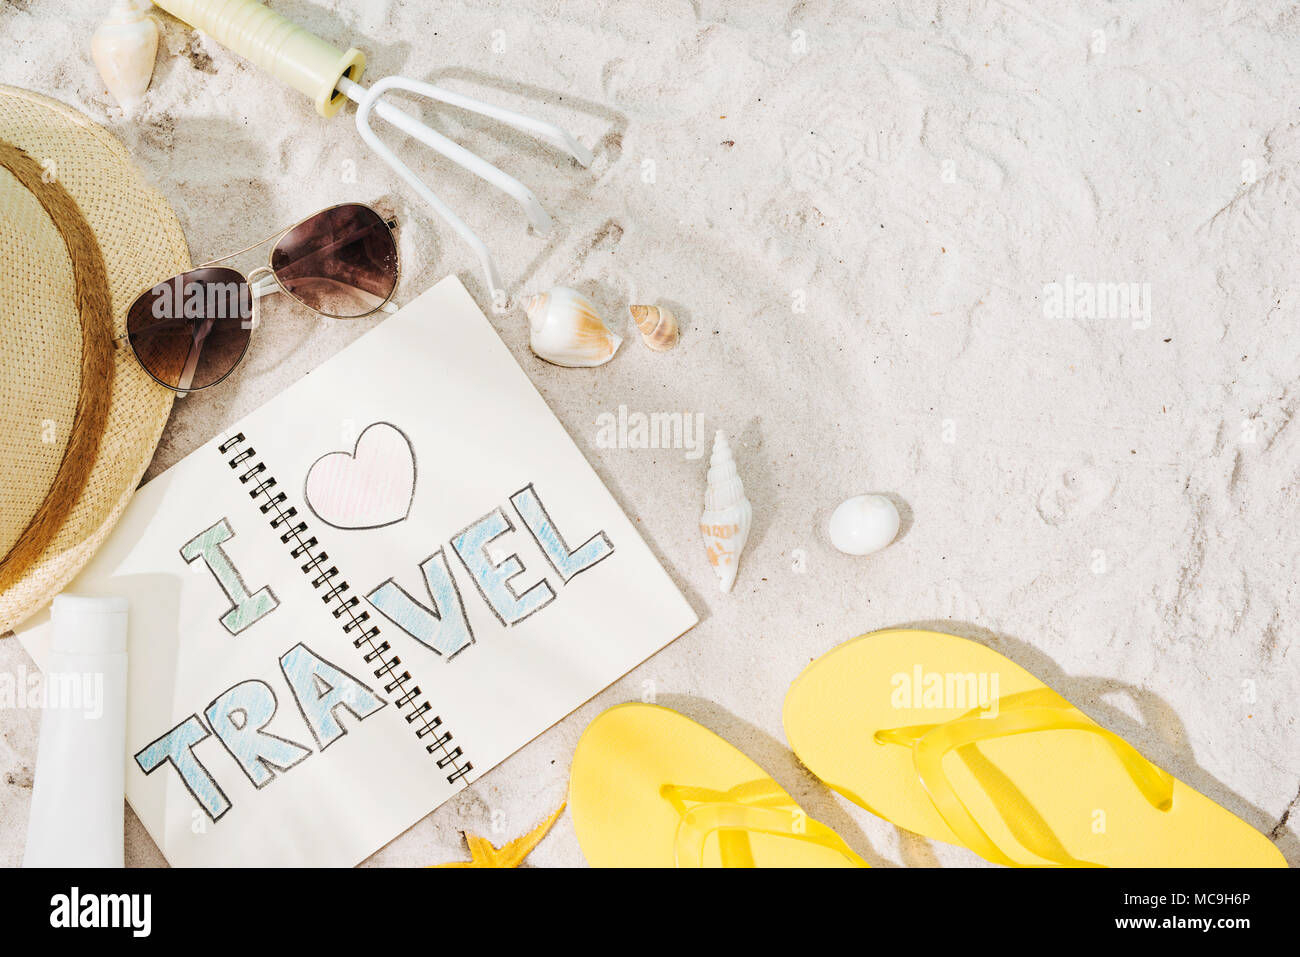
top-left (699, 430), bottom-right (751, 592)
top-left (91, 0), bottom-right (159, 113)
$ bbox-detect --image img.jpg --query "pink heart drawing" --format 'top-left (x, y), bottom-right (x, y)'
top-left (304, 422), bottom-right (416, 530)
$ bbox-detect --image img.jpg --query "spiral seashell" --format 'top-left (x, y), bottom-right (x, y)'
top-left (91, 0), bottom-right (159, 114)
top-left (699, 430), bottom-right (751, 593)
top-left (628, 304), bottom-right (679, 351)
top-left (524, 286), bottom-right (622, 367)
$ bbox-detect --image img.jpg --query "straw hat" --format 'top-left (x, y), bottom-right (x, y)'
top-left (0, 86), bottom-right (189, 634)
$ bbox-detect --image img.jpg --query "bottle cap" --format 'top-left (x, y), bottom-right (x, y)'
top-left (50, 594), bottom-right (128, 655)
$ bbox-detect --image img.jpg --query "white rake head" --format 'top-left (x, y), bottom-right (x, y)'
top-left (151, 0), bottom-right (592, 307)
top-left (339, 75), bottom-right (592, 309)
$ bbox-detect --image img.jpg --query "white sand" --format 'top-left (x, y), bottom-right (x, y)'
top-left (1, 0), bottom-right (1296, 867)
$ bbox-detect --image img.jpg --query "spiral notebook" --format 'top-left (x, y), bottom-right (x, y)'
top-left (18, 276), bottom-right (697, 867)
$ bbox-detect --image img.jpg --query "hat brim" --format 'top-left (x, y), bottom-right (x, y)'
top-left (0, 86), bottom-right (188, 634)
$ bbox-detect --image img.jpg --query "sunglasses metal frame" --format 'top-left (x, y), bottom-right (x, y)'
top-left (116, 203), bottom-right (400, 394)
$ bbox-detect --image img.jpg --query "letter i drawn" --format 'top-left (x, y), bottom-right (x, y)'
top-left (181, 518), bottom-right (279, 635)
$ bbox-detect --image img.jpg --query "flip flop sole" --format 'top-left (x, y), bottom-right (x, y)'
top-left (570, 703), bottom-right (861, 867)
top-left (783, 630), bottom-right (1285, 867)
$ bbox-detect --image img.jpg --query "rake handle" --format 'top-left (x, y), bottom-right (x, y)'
top-left (152, 0), bottom-right (365, 117)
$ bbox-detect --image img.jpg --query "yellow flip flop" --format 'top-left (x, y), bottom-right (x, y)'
top-left (783, 629), bottom-right (1286, 867)
top-left (569, 703), bottom-right (868, 867)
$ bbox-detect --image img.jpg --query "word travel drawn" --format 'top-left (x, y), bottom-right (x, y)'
top-left (139, 478), bottom-right (615, 821)
top-left (134, 643), bottom-right (386, 822)
top-left (182, 480), bottom-right (614, 646)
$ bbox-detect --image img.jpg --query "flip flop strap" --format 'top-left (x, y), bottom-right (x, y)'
top-left (877, 705), bottom-right (1174, 867)
top-left (660, 783), bottom-right (865, 868)
top-left (674, 803), bottom-right (864, 868)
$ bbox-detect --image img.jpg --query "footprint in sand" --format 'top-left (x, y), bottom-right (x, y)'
top-left (1035, 464), bottom-right (1115, 527)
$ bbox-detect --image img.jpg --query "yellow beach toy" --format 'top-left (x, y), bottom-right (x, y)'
top-left (783, 629), bottom-right (1286, 867)
top-left (570, 704), bottom-right (867, 867)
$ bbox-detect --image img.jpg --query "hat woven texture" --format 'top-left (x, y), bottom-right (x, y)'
top-left (0, 85), bottom-right (188, 633)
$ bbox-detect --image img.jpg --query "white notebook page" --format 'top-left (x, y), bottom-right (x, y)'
top-left (19, 276), bottom-right (697, 866)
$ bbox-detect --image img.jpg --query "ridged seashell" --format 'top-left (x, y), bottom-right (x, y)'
top-left (628, 304), bottom-right (679, 351)
top-left (91, 0), bottom-right (159, 114)
top-left (828, 494), bottom-right (899, 556)
top-left (699, 430), bottom-right (751, 593)
top-left (525, 287), bottom-right (622, 367)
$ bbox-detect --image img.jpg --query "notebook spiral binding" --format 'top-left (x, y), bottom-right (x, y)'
top-left (218, 433), bottom-right (473, 786)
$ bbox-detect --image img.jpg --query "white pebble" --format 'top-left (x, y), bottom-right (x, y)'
top-left (828, 494), bottom-right (900, 556)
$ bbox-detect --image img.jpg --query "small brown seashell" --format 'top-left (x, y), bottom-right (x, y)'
top-left (628, 304), bottom-right (679, 351)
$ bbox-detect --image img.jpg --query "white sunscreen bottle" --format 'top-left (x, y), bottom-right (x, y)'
top-left (23, 595), bottom-right (129, 868)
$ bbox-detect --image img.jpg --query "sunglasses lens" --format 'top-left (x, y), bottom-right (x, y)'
top-left (270, 204), bottom-right (398, 318)
top-left (126, 267), bottom-right (252, 392)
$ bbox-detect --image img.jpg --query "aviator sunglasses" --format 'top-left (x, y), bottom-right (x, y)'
top-left (120, 202), bottom-right (399, 393)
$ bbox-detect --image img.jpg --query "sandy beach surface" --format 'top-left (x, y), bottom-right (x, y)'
top-left (1, 0), bottom-right (1297, 867)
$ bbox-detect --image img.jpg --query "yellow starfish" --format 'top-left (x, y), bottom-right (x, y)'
top-left (431, 803), bottom-right (565, 868)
